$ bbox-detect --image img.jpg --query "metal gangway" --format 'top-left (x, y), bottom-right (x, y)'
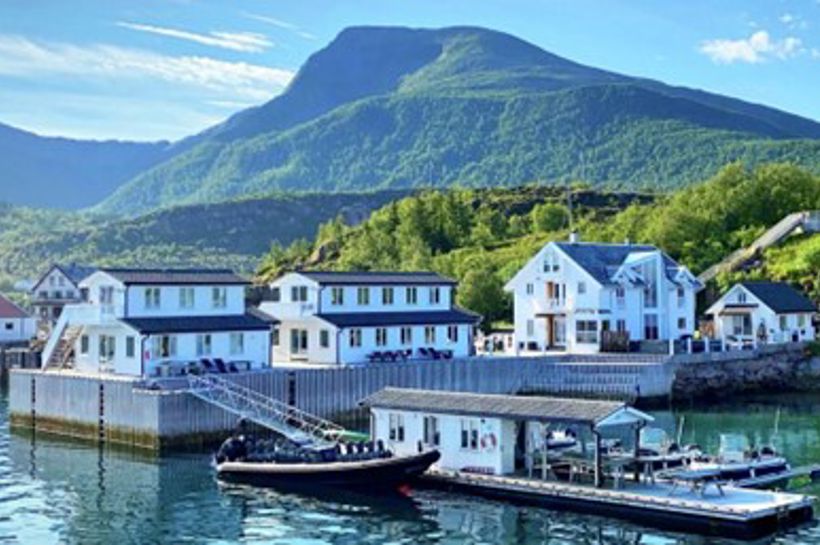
top-left (187, 373), bottom-right (347, 448)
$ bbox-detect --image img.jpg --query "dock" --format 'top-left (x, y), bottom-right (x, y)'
top-left (421, 469), bottom-right (815, 540)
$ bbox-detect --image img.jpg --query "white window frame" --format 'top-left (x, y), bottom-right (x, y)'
top-left (212, 287), bottom-right (227, 309)
top-left (389, 413), bottom-right (405, 442)
top-left (447, 325), bottom-right (459, 343)
top-left (429, 287), bottom-right (441, 304)
top-left (375, 327), bottom-right (388, 347)
top-left (576, 320), bottom-right (598, 344)
top-left (577, 281), bottom-right (586, 295)
top-left (349, 328), bottom-right (362, 348)
top-left (406, 286), bottom-right (418, 305)
top-left (319, 329), bottom-right (330, 348)
top-left (331, 287), bottom-right (344, 306)
top-left (229, 332), bottom-right (244, 355)
top-left (196, 334), bottom-right (212, 356)
top-left (382, 287), bottom-right (394, 305)
top-left (423, 415), bottom-right (440, 446)
top-left (424, 325), bottom-right (436, 344)
top-left (179, 287), bottom-right (195, 309)
top-left (400, 326), bottom-right (412, 345)
top-left (357, 287), bottom-right (370, 306)
top-left (144, 287), bottom-right (160, 310)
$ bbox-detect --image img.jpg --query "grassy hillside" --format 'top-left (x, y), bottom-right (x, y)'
top-left (0, 190), bottom-right (405, 296)
top-left (258, 162), bottom-right (820, 327)
top-left (94, 26), bottom-right (820, 216)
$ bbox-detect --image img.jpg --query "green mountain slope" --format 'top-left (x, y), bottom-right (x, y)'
top-left (96, 26), bottom-right (820, 216)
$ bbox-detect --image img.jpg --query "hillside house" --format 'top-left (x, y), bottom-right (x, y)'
top-left (706, 282), bottom-right (817, 345)
top-left (30, 264), bottom-right (97, 324)
top-left (259, 271), bottom-right (480, 365)
top-left (0, 294), bottom-right (36, 345)
top-left (42, 268), bottom-right (274, 376)
top-left (504, 239), bottom-right (700, 354)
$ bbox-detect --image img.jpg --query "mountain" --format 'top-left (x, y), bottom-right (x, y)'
top-left (95, 26), bottom-right (820, 215)
top-left (0, 123), bottom-right (171, 209)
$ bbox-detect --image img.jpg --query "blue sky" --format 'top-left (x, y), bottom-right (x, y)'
top-left (0, 0), bottom-right (817, 141)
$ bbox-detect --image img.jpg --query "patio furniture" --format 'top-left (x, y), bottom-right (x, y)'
top-left (214, 358), bottom-right (229, 373)
top-left (418, 347), bottom-right (430, 359)
top-left (200, 358), bottom-right (215, 372)
top-left (228, 362), bottom-right (239, 373)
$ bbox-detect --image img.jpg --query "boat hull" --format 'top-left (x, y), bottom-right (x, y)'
top-left (216, 450), bottom-right (441, 487)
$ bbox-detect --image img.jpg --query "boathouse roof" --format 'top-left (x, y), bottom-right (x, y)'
top-left (297, 270), bottom-right (457, 286)
top-left (316, 308), bottom-right (480, 328)
top-left (101, 268), bottom-right (249, 286)
top-left (738, 281), bottom-right (817, 314)
top-left (0, 294), bottom-right (30, 319)
top-left (362, 388), bottom-right (653, 428)
top-left (122, 312), bottom-right (273, 334)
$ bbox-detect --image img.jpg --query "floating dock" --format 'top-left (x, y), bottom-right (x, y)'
top-left (421, 469), bottom-right (814, 540)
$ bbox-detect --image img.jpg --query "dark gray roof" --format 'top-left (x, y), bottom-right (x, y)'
top-left (60, 264), bottom-right (98, 285)
top-left (554, 242), bottom-right (680, 285)
top-left (102, 268), bottom-right (249, 286)
top-left (316, 308), bottom-right (481, 328)
top-left (361, 388), bottom-right (629, 425)
top-left (298, 270), bottom-right (456, 286)
top-left (121, 313), bottom-right (272, 334)
top-left (740, 282), bottom-right (817, 314)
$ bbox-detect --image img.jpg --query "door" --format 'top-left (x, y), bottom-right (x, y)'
top-left (554, 318), bottom-right (566, 346)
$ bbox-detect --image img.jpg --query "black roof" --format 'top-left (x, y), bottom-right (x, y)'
top-left (102, 268), bottom-right (249, 286)
top-left (121, 313), bottom-right (273, 334)
top-left (740, 282), bottom-right (817, 313)
top-left (297, 270), bottom-right (456, 286)
top-left (316, 308), bottom-right (481, 328)
top-left (361, 388), bottom-right (641, 426)
top-left (554, 242), bottom-right (682, 285)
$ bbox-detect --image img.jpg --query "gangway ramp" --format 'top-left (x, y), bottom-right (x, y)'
top-left (187, 373), bottom-right (346, 448)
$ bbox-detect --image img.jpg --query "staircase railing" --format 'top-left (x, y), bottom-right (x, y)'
top-left (187, 373), bottom-right (346, 447)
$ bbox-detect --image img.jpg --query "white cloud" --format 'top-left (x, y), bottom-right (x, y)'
top-left (699, 30), bottom-right (803, 64)
top-left (779, 12), bottom-right (808, 30)
top-left (0, 35), bottom-right (293, 101)
top-left (117, 22), bottom-right (273, 53)
top-left (242, 12), bottom-right (317, 40)
top-left (779, 13), bottom-right (795, 25)
top-left (812, 48), bottom-right (820, 59)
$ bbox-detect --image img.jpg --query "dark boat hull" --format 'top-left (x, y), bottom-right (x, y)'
top-left (217, 450), bottom-right (441, 488)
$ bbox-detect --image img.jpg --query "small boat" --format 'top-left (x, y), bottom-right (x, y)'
top-left (633, 427), bottom-right (703, 472)
top-left (545, 429), bottom-right (577, 451)
top-left (215, 436), bottom-right (440, 487)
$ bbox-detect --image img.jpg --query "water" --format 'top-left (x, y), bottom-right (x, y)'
top-left (1, 391), bottom-right (820, 545)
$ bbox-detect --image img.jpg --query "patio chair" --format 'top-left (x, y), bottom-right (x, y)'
top-left (200, 358), bottom-right (215, 372)
top-left (228, 362), bottom-right (239, 373)
top-left (418, 347), bottom-right (430, 359)
top-left (441, 349), bottom-right (454, 360)
top-left (366, 352), bottom-right (379, 363)
top-left (429, 348), bottom-right (442, 360)
top-left (214, 358), bottom-right (228, 373)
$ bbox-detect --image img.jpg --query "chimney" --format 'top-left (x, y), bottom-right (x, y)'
top-left (569, 231), bottom-right (580, 244)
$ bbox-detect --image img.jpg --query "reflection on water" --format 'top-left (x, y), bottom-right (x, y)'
top-left (0, 390), bottom-right (819, 544)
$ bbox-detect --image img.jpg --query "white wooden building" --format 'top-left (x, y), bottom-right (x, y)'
top-left (706, 281), bottom-right (817, 344)
top-left (259, 271), bottom-right (480, 365)
top-left (504, 239), bottom-right (700, 354)
top-left (42, 268), bottom-right (274, 376)
top-left (0, 294), bottom-right (36, 344)
top-left (29, 264), bottom-right (97, 324)
top-left (362, 388), bottom-right (653, 477)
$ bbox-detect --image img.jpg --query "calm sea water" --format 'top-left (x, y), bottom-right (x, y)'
top-left (1, 390), bottom-right (820, 544)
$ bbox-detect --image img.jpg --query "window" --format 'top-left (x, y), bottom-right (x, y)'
top-left (406, 286), bottom-right (418, 305)
top-left (615, 286), bottom-right (626, 307)
top-left (319, 329), bottom-right (330, 348)
top-left (54, 291), bottom-right (62, 300)
top-left (99, 336), bottom-right (116, 363)
top-left (4, 322), bottom-right (12, 331)
top-left (738, 291), bottom-right (747, 304)
top-left (616, 319), bottom-right (627, 333)
top-left (80, 335), bottom-right (89, 354)
top-left (196, 334), bottom-right (212, 356)
top-left (99, 286), bottom-right (114, 305)
top-left (125, 336), bottom-right (135, 358)
top-left (349, 328), bottom-right (362, 348)
top-left (382, 287), bottom-right (394, 305)
top-left (179, 287), bottom-right (195, 309)
top-left (331, 287), bottom-right (344, 305)
top-left (58, 275), bottom-right (65, 286)
top-left (270, 287), bottom-right (281, 302)
top-left (447, 325), bottom-right (459, 343)
top-left (212, 287), bottom-right (227, 309)
top-left (460, 419), bottom-right (479, 450)
top-left (732, 314), bottom-right (752, 336)
top-left (400, 327), bottom-right (412, 345)
top-left (66, 290), bottom-right (75, 299)
top-left (144, 287), bottom-right (160, 309)
top-left (423, 416), bottom-right (440, 446)
top-left (49, 276), bottom-right (56, 287)
top-left (677, 317), bottom-right (687, 330)
top-left (526, 319), bottom-right (534, 337)
top-left (424, 326), bottom-right (436, 344)
top-left (644, 314), bottom-right (659, 340)
top-left (291, 286), bottom-right (308, 302)
top-left (230, 332), bottom-right (244, 355)
top-left (290, 329), bottom-right (308, 354)
top-left (272, 328), bottom-right (280, 347)
top-left (389, 413), bottom-right (405, 442)
top-left (677, 287), bottom-right (685, 308)
top-left (375, 327), bottom-right (387, 347)
top-left (429, 287), bottom-right (441, 304)
top-left (576, 320), bottom-right (598, 344)
top-left (577, 281), bottom-right (586, 295)
top-left (779, 315), bottom-right (788, 331)
top-left (357, 287), bottom-right (370, 306)
top-left (153, 335), bottom-right (177, 358)
top-left (38, 290), bottom-right (48, 298)
top-left (526, 283), bottom-right (534, 295)
top-left (798, 314), bottom-right (806, 328)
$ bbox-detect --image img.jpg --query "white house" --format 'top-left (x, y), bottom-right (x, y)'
top-left (259, 271), bottom-right (480, 365)
top-left (42, 268), bottom-right (274, 376)
top-left (0, 294), bottom-right (36, 344)
top-left (706, 281), bottom-right (817, 344)
top-left (504, 239), bottom-right (700, 354)
top-left (30, 264), bottom-right (97, 324)
top-left (362, 388), bottom-right (653, 478)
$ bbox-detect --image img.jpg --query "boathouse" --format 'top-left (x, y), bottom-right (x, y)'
top-left (362, 388), bottom-right (653, 482)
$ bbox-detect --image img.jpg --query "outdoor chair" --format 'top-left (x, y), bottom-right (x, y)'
top-left (430, 348), bottom-right (442, 360)
top-left (214, 358), bottom-right (229, 373)
top-left (200, 358), bottom-right (215, 372)
top-left (228, 362), bottom-right (239, 373)
top-left (418, 347), bottom-right (430, 359)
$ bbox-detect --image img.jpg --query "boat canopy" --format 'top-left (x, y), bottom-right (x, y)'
top-left (361, 388), bottom-right (654, 429)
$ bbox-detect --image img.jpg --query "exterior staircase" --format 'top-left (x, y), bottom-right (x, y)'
top-left (697, 211), bottom-right (820, 287)
top-left (44, 325), bottom-right (83, 369)
top-left (187, 373), bottom-right (347, 448)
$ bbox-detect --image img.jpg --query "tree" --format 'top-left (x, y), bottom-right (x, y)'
top-left (530, 203), bottom-right (568, 233)
top-left (457, 256), bottom-right (509, 332)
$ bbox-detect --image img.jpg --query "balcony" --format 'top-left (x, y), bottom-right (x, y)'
top-left (62, 303), bottom-right (123, 325)
top-left (535, 297), bottom-right (569, 315)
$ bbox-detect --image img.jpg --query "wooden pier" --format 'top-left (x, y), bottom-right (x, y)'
top-left (421, 469), bottom-right (815, 539)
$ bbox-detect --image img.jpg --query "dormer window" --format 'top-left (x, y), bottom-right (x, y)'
top-left (738, 291), bottom-right (747, 303)
top-left (212, 287), bottom-right (227, 309)
top-left (144, 287), bottom-right (160, 309)
top-left (578, 282), bottom-right (587, 295)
